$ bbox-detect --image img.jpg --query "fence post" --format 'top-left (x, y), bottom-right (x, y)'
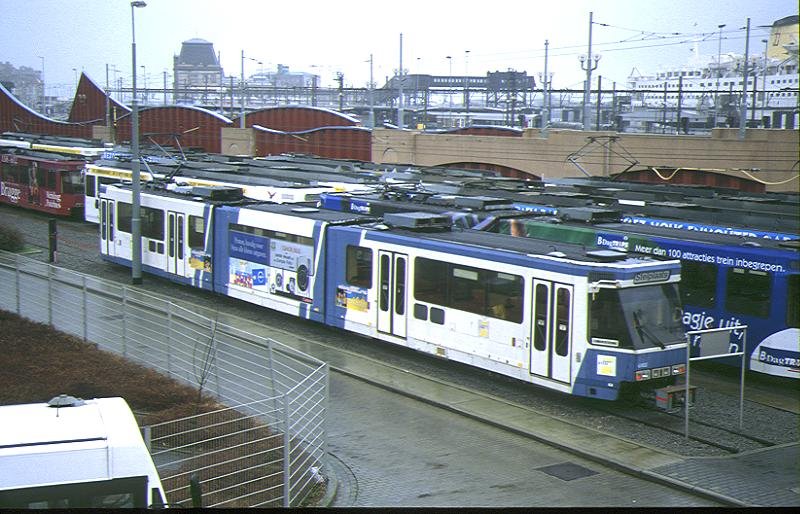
top-left (82, 275), bottom-right (88, 342)
top-left (323, 363), bottom-right (330, 471)
top-left (283, 393), bottom-right (291, 508)
top-left (47, 264), bottom-right (53, 326)
top-left (685, 332), bottom-right (691, 439)
top-left (268, 338), bottom-right (280, 422)
top-left (15, 254), bottom-right (21, 315)
top-left (122, 287), bottom-right (128, 357)
top-left (142, 425), bottom-right (152, 452)
top-left (167, 302), bottom-right (173, 377)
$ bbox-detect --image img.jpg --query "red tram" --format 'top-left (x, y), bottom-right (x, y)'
top-left (0, 151), bottom-right (85, 217)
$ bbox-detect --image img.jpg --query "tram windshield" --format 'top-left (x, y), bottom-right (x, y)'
top-left (589, 283), bottom-right (684, 350)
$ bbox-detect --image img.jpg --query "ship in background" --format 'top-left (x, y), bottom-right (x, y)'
top-left (626, 15), bottom-right (798, 130)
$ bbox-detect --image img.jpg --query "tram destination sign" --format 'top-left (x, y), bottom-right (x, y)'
top-left (633, 270), bottom-right (671, 284)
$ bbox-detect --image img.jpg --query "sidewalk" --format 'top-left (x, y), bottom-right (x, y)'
top-left (302, 336), bottom-right (799, 507)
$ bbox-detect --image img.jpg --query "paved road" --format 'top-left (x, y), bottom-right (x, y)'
top-left (325, 373), bottom-right (719, 507)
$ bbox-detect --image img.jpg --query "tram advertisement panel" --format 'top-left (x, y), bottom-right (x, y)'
top-left (227, 229), bottom-right (314, 301)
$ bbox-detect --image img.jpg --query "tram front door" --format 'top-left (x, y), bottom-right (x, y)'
top-left (530, 280), bottom-right (573, 384)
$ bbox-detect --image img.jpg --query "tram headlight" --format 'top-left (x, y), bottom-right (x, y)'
top-left (672, 364), bottom-right (686, 375)
top-left (635, 369), bottom-right (651, 381)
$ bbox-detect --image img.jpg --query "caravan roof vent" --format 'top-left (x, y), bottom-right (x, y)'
top-left (47, 394), bottom-right (85, 408)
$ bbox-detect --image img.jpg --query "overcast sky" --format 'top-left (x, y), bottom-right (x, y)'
top-left (1, 0), bottom-right (795, 99)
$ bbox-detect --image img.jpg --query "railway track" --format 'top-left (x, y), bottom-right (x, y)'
top-left (3, 204), bottom-right (798, 461)
top-left (589, 398), bottom-right (776, 454)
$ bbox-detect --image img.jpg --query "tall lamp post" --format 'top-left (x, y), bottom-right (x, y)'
top-left (446, 55), bottom-right (452, 126)
top-left (714, 24), bottom-right (726, 126)
top-left (130, 0), bottom-right (146, 285)
top-left (141, 65), bottom-right (147, 104)
top-left (580, 11), bottom-right (600, 131)
top-left (240, 51), bottom-right (262, 128)
top-left (38, 56), bottom-right (45, 112)
top-left (761, 38), bottom-right (769, 122)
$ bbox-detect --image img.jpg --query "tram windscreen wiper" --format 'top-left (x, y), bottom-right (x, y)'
top-left (632, 309), bottom-right (665, 349)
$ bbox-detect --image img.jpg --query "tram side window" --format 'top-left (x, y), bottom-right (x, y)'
top-left (45, 170), bottom-right (57, 189)
top-left (115, 203), bottom-right (163, 239)
top-left (345, 245), bottom-right (372, 288)
top-left (680, 261), bottom-right (716, 307)
top-left (724, 268), bottom-right (771, 318)
top-left (85, 175), bottom-right (96, 198)
top-left (1, 163), bottom-right (27, 183)
top-left (414, 257), bottom-right (447, 305)
top-left (141, 207), bottom-right (165, 240)
top-left (62, 171), bottom-right (83, 194)
top-left (788, 275), bottom-right (799, 328)
top-left (118, 202), bottom-right (132, 233)
top-left (34, 167), bottom-right (46, 189)
top-left (188, 215), bottom-right (205, 249)
top-left (450, 266), bottom-right (484, 314)
top-left (488, 271), bottom-right (523, 322)
top-left (413, 257), bottom-right (523, 323)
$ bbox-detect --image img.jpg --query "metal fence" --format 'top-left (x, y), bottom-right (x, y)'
top-left (0, 251), bottom-right (328, 507)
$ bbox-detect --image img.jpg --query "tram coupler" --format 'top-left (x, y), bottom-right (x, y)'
top-left (655, 384), bottom-right (696, 411)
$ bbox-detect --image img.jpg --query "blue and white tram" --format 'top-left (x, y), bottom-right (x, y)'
top-left (99, 185), bottom-right (688, 400)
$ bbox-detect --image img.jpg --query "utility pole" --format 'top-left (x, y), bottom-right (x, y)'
top-left (595, 75), bottom-right (602, 131)
top-left (541, 39), bottom-right (550, 138)
top-left (662, 81), bottom-right (668, 134)
top-left (676, 75), bottom-right (683, 133)
top-left (240, 49), bottom-right (245, 128)
top-left (368, 54), bottom-right (375, 129)
top-left (336, 72), bottom-right (344, 112)
top-left (130, 0), bottom-right (146, 285)
top-left (714, 24), bottom-right (726, 127)
top-left (105, 63), bottom-right (110, 126)
top-left (464, 49), bottom-right (470, 127)
top-left (580, 11), bottom-right (600, 131)
top-left (398, 33), bottom-right (404, 128)
top-left (738, 17), bottom-right (750, 140)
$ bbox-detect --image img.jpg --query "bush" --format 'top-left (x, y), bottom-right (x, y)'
top-left (0, 224), bottom-right (24, 251)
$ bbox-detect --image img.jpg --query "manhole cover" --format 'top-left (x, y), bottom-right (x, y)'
top-left (536, 462), bottom-right (598, 481)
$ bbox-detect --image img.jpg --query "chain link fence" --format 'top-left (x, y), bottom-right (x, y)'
top-left (0, 250), bottom-right (328, 507)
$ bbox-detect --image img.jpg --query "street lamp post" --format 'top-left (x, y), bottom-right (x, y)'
top-left (240, 51), bottom-right (262, 128)
top-left (446, 55), bottom-right (452, 126)
top-left (38, 56), bottom-right (45, 112)
top-left (738, 18), bottom-right (750, 140)
top-left (130, 0), bottom-right (146, 285)
top-left (714, 24), bottom-right (726, 126)
top-left (761, 38), bottom-right (769, 122)
top-left (580, 11), bottom-right (600, 131)
top-left (141, 65), bottom-right (147, 104)
top-left (464, 50), bottom-right (470, 127)
top-left (540, 39), bottom-right (551, 138)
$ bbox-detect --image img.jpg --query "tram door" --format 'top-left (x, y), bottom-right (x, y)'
top-left (99, 199), bottom-right (115, 257)
top-left (167, 211), bottom-right (185, 277)
top-left (377, 251), bottom-right (408, 338)
top-left (530, 279), bottom-right (573, 384)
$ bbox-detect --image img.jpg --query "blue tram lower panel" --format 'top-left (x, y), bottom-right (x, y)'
top-left (573, 348), bottom-right (687, 400)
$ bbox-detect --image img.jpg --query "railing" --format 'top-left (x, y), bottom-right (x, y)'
top-left (0, 250), bottom-right (328, 507)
